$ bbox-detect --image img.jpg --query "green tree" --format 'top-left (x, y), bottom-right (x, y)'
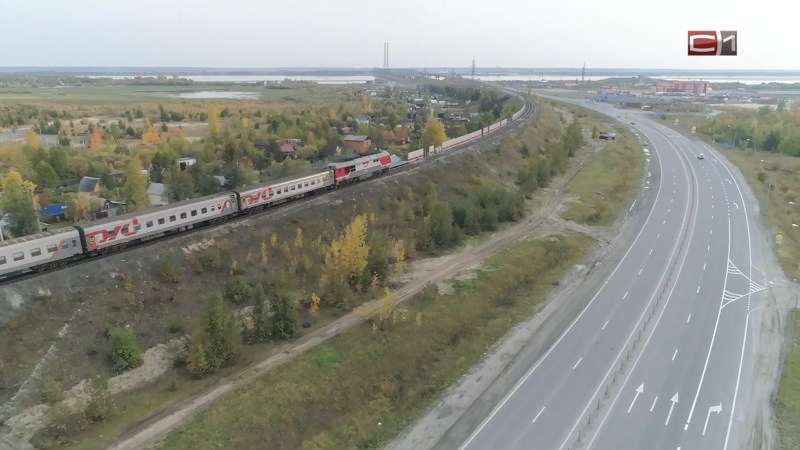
top-left (1, 170), bottom-right (39, 237)
top-left (165, 168), bottom-right (194, 202)
top-left (109, 326), bottom-right (144, 373)
top-left (421, 118), bottom-right (447, 151)
top-left (124, 158), bottom-right (150, 211)
top-left (428, 202), bottom-right (454, 247)
top-left (203, 292), bottom-right (239, 369)
top-left (270, 292), bottom-right (297, 340)
top-left (186, 335), bottom-right (209, 377)
top-left (36, 160), bottom-right (59, 188)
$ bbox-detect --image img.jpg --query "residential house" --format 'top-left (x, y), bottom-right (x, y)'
top-left (338, 126), bottom-right (355, 135)
top-left (147, 183), bottom-right (169, 206)
top-left (212, 175), bottom-right (227, 187)
top-left (278, 142), bottom-right (296, 158)
top-left (355, 116), bottom-right (370, 126)
top-left (78, 176), bottom-right (101, 195)
top-left (343, 135), bottom-right (372, 154)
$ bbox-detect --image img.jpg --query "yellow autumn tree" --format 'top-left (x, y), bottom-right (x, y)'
top-left (124, 157), bottom-right (150, 211)
top-left (321, 214), bottom-right (371, 305)
top-left (25, 130), bottom-right (39, 147)
top-left (294, 228), bottom-right (304, 249)
top-left (241, 118), bottom-right (249, 129)
top-left (208, 108), bottom-right (220, 135)
top-left (90, 128), bottom-right (104, 150)
top-left (309, 293), bottom-right (321, 319)
top-left (175, 126), bottom-right (186, 140)
top-left (142, 126), bottom-right (160, 145)
top-left (379, 287), bottom-right (397, 324)
top-left (422, 118), bottom-right (447, 150)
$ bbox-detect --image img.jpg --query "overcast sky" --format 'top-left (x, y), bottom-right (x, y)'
top-left (1, 0), bottom-right (795, 70)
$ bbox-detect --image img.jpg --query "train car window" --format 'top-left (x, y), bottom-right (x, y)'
top-left (211, 206), bottom-right (215, 212)
top-left (304, 182), bottom-right (309, 187)
top-left (72, 240), bottom-right (78, 247)
top-left (169, 215), bottom-right (176, 222)
top-left (158, 218), bottom-right (166, 225)
top-left (297, 184), bottom-right (301, 189)
top-left (108, 229), bottom-right (117, 237)
top-left (13, 252), bottom-right (24, 261)
top-left (201, 207), bottom-right (208, 214)
top-left (31, 248), bottom-right (42, 257)
top-left (277, 188), bottom-right (282, 194)
top-left (180, 212), bottom-right (187, 219)
top-left (146, 221), bottom-right (153, 228)
top-left (218, 204), bottom-right (222, 209)
top-left (291, 186), bottom-right (296, 191)
top-left (0, 256), bottom-right (6, 265)
top-left (47, 244), bottom-right (57, 253)
top-left (121, 226), bottom-right (129, 234)
top-left (134, 223), bottom-right (142, 231)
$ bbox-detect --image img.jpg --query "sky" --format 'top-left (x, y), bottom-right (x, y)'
top-left (1, 0), bottom-right (796, 70)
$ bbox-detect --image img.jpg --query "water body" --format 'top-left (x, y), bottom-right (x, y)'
top-left (158, 90), bottom-right (260, 100)
top-left (87, 75), bottom-right (375, 84)
top-left (475, 75), bottom-right (800, 85)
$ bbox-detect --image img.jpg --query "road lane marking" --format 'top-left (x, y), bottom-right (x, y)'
top-left (710, 229), bottom-right (713, 235)
top-left (638, 268), bottom-right (643, 275)
top-left (712, 215), bottom-right (714, 220)
top-left (687, 313), bottom-right (691, 323)
top-left (651, 396), bottom-right (658, 412)
top-left (623, 291), bottom-right (629, 299)
top-left (602, 320), bottom-right (609, 330)
top-left (532, 406), bottom-right (545, 423)
top-left (666, 393), bottom-right (679, 425)
top-left (629, 200), bottom-right (637, 211)
top-left (707, 245), bottom-right (710, 251)
top-left (667, 208), bottom-right (671, 213)
top-left (672, 349), bottom-right (678, 361)
top-left (686, 218), bottom-right (732, 430)
top-left (703, 403), bottom-right (722, 435)
top-left (573, 357), bottom-right (583, 370)
top-left (627, 384), bottom-right (644, 413)
top-left (663, 219), bottom-right (666, 224)
top-left (650, 249), bottom-right (653, 255)
top-left (703, 262), bottom-right (706, 270)
top-left (712, 203), bottom-right (715, 209)
top-left (697, 285), bottom-right (701, 293)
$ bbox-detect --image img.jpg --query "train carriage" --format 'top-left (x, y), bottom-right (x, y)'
top-left (237, 170), bottom-right (333, 213)
top-left (75, 192), bottom-right (238, 253)
top-left (0, 228), bottom-right (83, 278)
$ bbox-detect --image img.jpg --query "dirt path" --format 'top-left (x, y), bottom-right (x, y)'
top-left (103, 133), bottom-right (609, 450)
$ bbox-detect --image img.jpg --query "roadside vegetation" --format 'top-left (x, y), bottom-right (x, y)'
top-left (776, 310), bottom-right (800, 450)
top-left (157, 235), bottom-right (593, 450)
top-left (562, 128), bottom-right (645, 225)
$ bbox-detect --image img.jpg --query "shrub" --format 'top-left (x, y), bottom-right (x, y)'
top-left (757, 171), bottom-right (767, 183)
top-left (41, 378), bottom-right (64, 405)
top-left (228, 276), bottom-right (252, 305)
top-left (85, 377), bottom-right (114, 423)
top-left (109, 326), bottom-right (144, 373)
top-left (200, 247), bottom-right (223, 270)
top-left (159, 257), bottom-right (180, 283)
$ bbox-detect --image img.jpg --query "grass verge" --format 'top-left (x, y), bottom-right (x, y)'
top-left (156, 234), bottom-right (593, 450)
top-left (562, 133), bottom-right (644, 226)
top-left (775, 310), bottom-right (800, 449)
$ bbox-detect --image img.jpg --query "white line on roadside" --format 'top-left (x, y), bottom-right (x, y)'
top-left (602, 320), bottom-right (609, 330)
top-left (672, 349), bottom-right (678, 361)
top-left (650, 249), bottom-right (653, 255)
top-left (697, 285), bottom-right (701, 294)
top-left (623, 291), bottom-right (629, 299)
top-left (687, 314), bottom-right (691, 323)
top-left (638, 268), bottom-right (643, 275)
top-left (573, 357), bottom-right (583, 370)
top-left (651, 396), bottom-right (658, 412)
top-left (703, 262), bottom-right (706, 270)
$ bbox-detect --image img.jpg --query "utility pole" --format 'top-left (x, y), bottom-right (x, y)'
top-left (31, 187), bottom-right (41, 234)
top-left (581, 62), bottom-right (586, 87)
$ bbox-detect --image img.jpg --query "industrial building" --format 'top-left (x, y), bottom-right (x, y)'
top-left (655, 81), bottom-right (711, 96)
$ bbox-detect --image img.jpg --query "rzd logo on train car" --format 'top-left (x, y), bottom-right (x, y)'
top-left (86, 218), bottom-right (141, 249)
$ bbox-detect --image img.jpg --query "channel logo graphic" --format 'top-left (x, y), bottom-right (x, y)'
top-left (688, 31), bottom-right (737, 56)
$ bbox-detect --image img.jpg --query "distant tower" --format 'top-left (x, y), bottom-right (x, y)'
top-left (581, 63), bottom-right (586, 86)
top-left (471, 57), bottom-right (476, 80)
top-left (383, 43), bottom-right (389, 69)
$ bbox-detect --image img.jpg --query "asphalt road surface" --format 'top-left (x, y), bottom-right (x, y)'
top-left (456, 101), bottom-right (769, 450)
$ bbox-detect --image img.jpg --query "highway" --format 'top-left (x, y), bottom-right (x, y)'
top-left (454, 100), bottom-right (769, 450)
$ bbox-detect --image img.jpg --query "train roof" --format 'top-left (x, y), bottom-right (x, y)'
top-left (0, 227), bottom-right (79, 249)
top-left (257, 168), bottom-right (331, 187)
top-left (75, 191), bottom-right (236, 229)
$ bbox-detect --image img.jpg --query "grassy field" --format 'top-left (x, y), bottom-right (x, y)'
top-left (562, 130), bottom-right (645, 226)
top-left (775, 310), bottom-right (800, 449)
top-left (155, 235), bottom-right (593, 450)
top-left (0, 83), bottom-right (360, 105)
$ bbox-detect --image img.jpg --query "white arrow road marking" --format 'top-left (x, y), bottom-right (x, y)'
top-left (733, 202), bottom-right (739, 209)
top-left (703, 403), bottom-right (722, 435)
top-left (628, 384), bottom-right (644, 413)
top-left (725, 178), bottom-right (732, 184)
top-left (665, 393), bottom-right (679, 425)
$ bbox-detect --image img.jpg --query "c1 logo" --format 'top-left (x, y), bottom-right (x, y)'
top-left (688, 31), bottom-right (737, 56)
